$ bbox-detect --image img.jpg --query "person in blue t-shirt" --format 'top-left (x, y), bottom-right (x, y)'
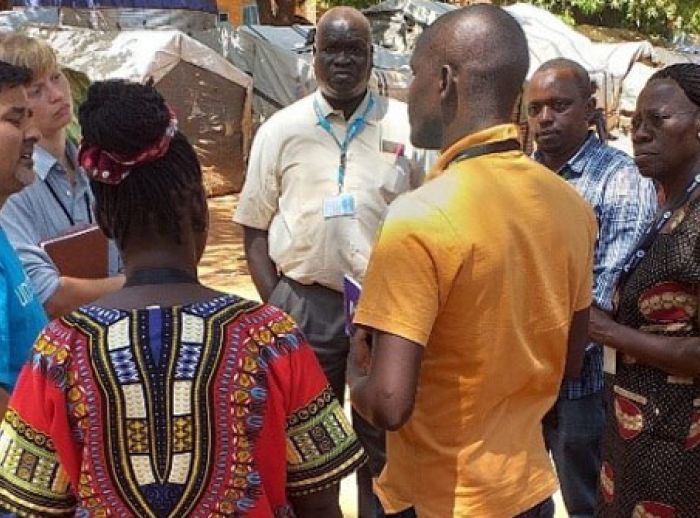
top-left (0, 59), bottom-right (47, 415)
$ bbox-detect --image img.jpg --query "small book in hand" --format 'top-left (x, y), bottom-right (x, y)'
top-left (40, 224), bottom-right (109, 279)
top-left (343, 274), bottom-right (362, 337)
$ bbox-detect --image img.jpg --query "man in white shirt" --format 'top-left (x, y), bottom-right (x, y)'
top-left (234, 7), bottom-right (423, 515)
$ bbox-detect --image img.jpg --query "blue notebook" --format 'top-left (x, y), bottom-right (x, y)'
top-left (343, 274), bottom-right (362, 337)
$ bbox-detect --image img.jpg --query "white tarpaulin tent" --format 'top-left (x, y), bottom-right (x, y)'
top-left (233, 24), bottom-right (412, 122)
top-left (364, 0), bottom-right (653, 118)
top-left (3, 25), bottom-right (253, 195)
top-left (234, 25), bottom-right (316, 119)
top-left (11, 0), bottom-right (219, 31)
top-left (233, 2), bottom-right (653, 130)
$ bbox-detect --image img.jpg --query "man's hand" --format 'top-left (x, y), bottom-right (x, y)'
top-left (347, 328), bottom-right (371, 388)
top-left (242, 226), bottom-right (279, 302)
top-left (348, 330), bottom-right (423, 431)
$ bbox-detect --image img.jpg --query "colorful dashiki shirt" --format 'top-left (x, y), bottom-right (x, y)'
top-left (0, 295), bottom-right (366, 517)
top-left (597, 199), bottom-right (700, 516)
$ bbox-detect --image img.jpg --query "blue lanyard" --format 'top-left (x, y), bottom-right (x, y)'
top-left (313, 93), bottom-right (375, 193)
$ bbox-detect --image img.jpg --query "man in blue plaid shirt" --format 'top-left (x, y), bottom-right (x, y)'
top-left (526, 58), bottom-right (657, 518)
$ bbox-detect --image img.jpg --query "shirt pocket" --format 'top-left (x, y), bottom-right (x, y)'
top-left (375, 152), bottom-right (411, 201)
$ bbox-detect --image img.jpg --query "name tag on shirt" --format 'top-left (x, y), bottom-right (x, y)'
top-left (323, 193), bottom-right (356, 219)
top-left (381, 139), bottom-right (405, 157)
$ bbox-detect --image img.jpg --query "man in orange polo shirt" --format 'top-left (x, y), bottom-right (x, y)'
top-left (347, 5), bottom-right (597, 517)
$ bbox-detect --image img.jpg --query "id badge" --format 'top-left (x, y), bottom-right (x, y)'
top-left (323, 193), bottom-right (356, 219)
top-left (603, 345), bottom-right (617, 375)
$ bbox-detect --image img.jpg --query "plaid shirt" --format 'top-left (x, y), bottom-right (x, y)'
top-left (535, 132), bottom-right (657, 399)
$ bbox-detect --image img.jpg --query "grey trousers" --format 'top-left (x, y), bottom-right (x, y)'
top-left (268, 276), bottom-right (386, 477)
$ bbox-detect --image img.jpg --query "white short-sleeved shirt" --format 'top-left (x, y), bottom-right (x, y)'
top-left (234, 90), bottom-right (424, 292)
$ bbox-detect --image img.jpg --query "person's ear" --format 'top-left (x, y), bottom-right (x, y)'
top-left (366, 44), bottom-right (374, 80)
top-left (585, 96), bottom-right (597, 125)
top-left (439, 64), bottom-right (455, 102)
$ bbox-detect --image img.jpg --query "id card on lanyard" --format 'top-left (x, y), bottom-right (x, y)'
top-left (314, 94), bottom-right (375, 219)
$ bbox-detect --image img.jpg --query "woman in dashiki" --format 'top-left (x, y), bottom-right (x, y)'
top-left (590, 64), bottom-right (700, 516)
top-left (0, 79), bottom-right (366, 517)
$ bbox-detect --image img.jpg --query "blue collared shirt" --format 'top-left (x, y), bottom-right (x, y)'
top-left (535, 132), bottom-right (657, 399)
top-left (0, 142), bottom-right (121, 304)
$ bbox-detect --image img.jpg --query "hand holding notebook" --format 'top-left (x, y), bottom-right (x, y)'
top-left (40, 224), bottom-right (109, 279)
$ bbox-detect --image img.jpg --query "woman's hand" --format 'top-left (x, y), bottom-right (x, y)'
top-left (589, 306), bottom-right (616, 344)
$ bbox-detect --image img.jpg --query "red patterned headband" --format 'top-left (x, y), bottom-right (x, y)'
top-left (78, 107), bottom-right (178, 185)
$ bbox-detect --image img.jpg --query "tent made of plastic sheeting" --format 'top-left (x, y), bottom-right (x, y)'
top-left (16, 26), bottom-right (253, 195)
top-left (363, 0), bottom-right (453, 53)
top-left (652, 46), bottom-right (700, 67)
top-left (16, 0), bottom-right (217, 11)
top-left (233, 24), bottom-right (412, 122)
top-left (233, 25), bottom-right (315, 120)
top-left (12, 0), bottom-right (218, 31)
top-left (363, 0), bottom-right (653, 121)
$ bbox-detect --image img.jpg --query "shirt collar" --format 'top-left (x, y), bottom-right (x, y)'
top-left (32, 141), bottom-right (79, 181)
top-left (314, 89), bottom-right (377, 126)
top-left (533, 131), bottom-right (600, 179)
top-left (428, 123), bottom-right (520, 181)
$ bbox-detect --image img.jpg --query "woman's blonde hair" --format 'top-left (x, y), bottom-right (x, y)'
top-left (0, 33), bottom-right (57, 78)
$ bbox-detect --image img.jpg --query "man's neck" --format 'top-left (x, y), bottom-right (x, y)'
top-left (322, 90), bottom-right (367, 120)
top-left (540, 151), bottom-right (573, 174)
top-left (39, 130), bottom-right (73, 181)
top-left (539, 133), bottom-right (590, 174)
top-left (40, 130), bottom-right (66, 161)
top-left (440, 115), bottom-right (508, 152)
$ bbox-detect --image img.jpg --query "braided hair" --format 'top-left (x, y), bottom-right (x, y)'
top-left (650, 63), bottom-right (700, 108)
top-left (78, 79), bottom-right (206, 250)
top-left (0, 59), bottom-right (31, 90)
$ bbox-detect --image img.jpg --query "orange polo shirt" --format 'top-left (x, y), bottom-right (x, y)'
top-left (355, 124), bottom-right (596, 517)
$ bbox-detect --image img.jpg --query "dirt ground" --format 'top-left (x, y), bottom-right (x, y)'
top-left (198, 194), bottom-right (259, 300)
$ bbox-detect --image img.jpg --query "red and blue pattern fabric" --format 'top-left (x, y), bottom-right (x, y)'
top-left (0, 295), bottom-right (366, 516)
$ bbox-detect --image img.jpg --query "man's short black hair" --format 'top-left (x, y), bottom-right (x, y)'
top-left (0, 60), bottom-right (32, 91)
top-left (534, 58), bottom-right (592, 99)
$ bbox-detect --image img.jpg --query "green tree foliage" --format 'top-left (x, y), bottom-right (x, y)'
top-left (315, 0), bottom-right (699, 38)
top-left (517, 0), bottom-right (700, 37)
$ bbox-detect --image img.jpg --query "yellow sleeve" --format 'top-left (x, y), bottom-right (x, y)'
top-left (354, 196), bottom-right (462, 346)
top-left (575, 210), bottom-right (597, 311)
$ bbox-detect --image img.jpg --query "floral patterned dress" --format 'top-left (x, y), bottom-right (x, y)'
top-left (597, 199), bottom-right (700, 517)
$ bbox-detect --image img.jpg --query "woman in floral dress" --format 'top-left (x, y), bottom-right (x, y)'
top-left (590, 64), bottom-right (700, 517)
